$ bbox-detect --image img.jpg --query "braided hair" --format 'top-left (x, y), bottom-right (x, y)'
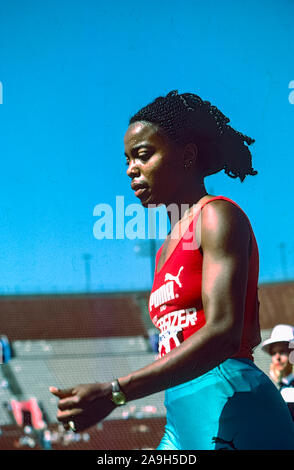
top-left (129, 90), bottom-right (257, 182)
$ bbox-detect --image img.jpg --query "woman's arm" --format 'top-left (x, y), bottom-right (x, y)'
top-left (50, 200), bottom-right (251, 428)
top-left (118, 200), bottom-right (250, 400)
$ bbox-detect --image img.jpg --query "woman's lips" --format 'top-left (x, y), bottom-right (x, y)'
top-left (135, 187), bottom-right (148, 198)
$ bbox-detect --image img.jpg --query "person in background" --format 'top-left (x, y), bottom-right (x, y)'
top-left (261, 324), bottom-right (294, 420)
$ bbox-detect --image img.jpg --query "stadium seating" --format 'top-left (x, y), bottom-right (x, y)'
top-left (0, 283), bottom-right (293, 449)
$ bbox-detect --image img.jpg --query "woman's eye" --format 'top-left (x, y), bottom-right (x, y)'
top-left (125, 151), bottom-right (151, 166)
top-left (138, 152), bottom-right (151, 160)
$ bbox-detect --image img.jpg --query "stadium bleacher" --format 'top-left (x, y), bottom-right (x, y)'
top-left (0, 282), bottom-right (293, 449)
top-left (0, 291), bottom-right (166, 449)
top-left (0, 293), bottom-right (148, 340)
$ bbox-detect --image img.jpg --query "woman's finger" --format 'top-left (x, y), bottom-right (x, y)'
top-left (57, 394), bottom-right (81, 411)
top-left (49, 386), bottom-right (74, 398)
top-left (56, 407), bottom-right (83, 423)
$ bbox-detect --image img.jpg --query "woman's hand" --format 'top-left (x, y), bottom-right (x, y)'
top-left (49, 382), bottom-right (116, 432)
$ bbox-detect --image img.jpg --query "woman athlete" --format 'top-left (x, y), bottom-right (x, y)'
top-left (50, 90), bottom-right (294, 449)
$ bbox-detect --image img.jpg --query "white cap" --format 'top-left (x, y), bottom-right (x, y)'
top-left (261, 324), bottom-right (294, 355)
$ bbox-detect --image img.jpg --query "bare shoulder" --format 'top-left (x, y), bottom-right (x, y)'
top-left (200, 198), bottom-right (251, 252)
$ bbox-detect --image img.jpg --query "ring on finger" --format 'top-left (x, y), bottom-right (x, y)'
top-left (68, 420), bottom-right (76, 432)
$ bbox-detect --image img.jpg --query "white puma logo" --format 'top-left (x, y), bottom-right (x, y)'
top-left (159, 327), bottom-right (182, 357)
top-left (164, 266), bottom-right (184, 288)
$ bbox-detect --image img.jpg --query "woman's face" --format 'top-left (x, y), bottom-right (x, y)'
top-left (124, 121), bottom-right (186, 207)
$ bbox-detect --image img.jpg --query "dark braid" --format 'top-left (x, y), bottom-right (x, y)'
top-left (129, 90), bottom-right (257, 182)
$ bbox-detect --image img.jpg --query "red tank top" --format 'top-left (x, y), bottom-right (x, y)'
top-left (148, 196), bottom-right (261, 361)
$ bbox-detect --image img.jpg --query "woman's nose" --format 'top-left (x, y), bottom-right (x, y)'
top-left (126, 160), bottom-right (140, 178)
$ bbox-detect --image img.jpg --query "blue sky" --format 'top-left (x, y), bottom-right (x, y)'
top-left (0, 0), bottom-right (293, 294)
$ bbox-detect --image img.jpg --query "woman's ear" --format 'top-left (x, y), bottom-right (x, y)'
top-left (183, 143), bottom-right (198, 170)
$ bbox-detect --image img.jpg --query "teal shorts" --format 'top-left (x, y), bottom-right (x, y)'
top-left (157, 358), bottom-right (294, 450)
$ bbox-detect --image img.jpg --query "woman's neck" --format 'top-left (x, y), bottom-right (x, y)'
top-left (165, 181), bottom-right (209, 230)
